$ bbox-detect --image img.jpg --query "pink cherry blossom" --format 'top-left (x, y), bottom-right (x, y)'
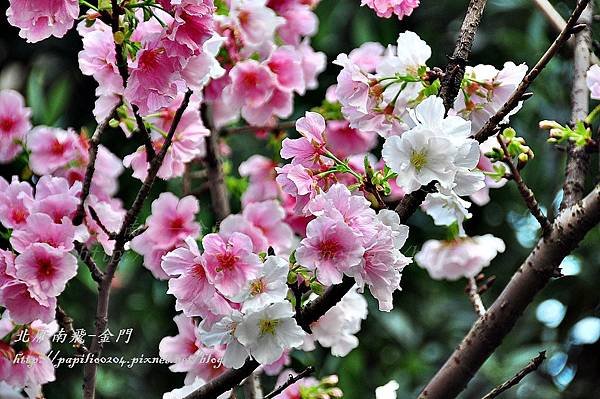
top-left (361, 0), bottom-right (420, 19)
top-left (10, 213), bottom-right (75, 253)
top-left (281, 111), bottom-right (326, 166)
top-left (298, 39), bottom-right (327, 91)
top-left (416, 235), bottom-right (505, 280)
top-left (14, 243), bottom-right (77, 298)
top-left (160, 314), bottom-right (227, 383)
top-left (307, 183), bottom-right (377, 241)
top-left (241, 87), bottom-right (294, 126)
top-left (349, 42), bottom-right (385, 73)
top-left (243, 200), bottom-right (294, 254)
top-left (0, 176), bottom-right (34, 229)
top-left (239, 155), bottom-right (280, 206)
top-left (0, 281), bottom-right (57, 324)
top-left (296, 216), bottom-right (364, 285)
top-left (165, 0), bottom-right (215, 58)
top-left (0, 249), bottom-right (17, 286)
top-left (124, 40), bottom-right (187, 115)
top-left (0, 90), bottom-right (31, 163)
top-left (146, 193), bottom-right (200, 247)
top-left (6, 0), bottom-right (79, 43)
top-left (202, 232), bottom-right (261, 297)
top-left (84, 196), bottom-right (125, 255)
top-left (225, 60), bottom-right (277, 108)
top-left (324, 120), bottom-right (377, 158)
top-left (26, 127), bottom-right (80, 175)
top-left (275, 163), bottom-right (318, 214)
top-left (162, 237), bottom-right (231, 318)
top-left (271, 368), bottom-right (319, 399)
top-left (268, 46), bottom-right (306, 94)
top-left (229, 0), bottom-right (285, 48)
top-left (275, 2), bottom-right (318, 45)
top-left (29, 176), bottom-right (81, 223)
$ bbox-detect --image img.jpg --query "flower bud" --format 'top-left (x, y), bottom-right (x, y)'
top-left (113, 31), bottom-right (125, 44)
top-left (539, 120), bottom-right (562, 130)
top-left (321, 375), bottom-right (339, 386)
top-left (518, 153), bottom-right (528, 163)
top-left (328, 388), bottom-right (344, 398)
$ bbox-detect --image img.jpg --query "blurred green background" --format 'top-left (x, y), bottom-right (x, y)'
top-left (1, 0), bottom-right (599, 397)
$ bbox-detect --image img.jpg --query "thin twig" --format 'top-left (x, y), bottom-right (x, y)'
top-left (481, 351), bottom-right (546, 399)
top-left (87, 206), bottom-right (117, 240)
top-left (465, 277), bottom-right (486, 317)
top-left (73, 106), bottom-right (119, 225)
top-left (132, 103), bottom-right (157, 161)
top-left (474, 0), bottom-right (592, 143)
top-left (201, 104), bottom-right (231, 224)
top-left (264, 367), bottom-right (315, 399)
top-left (496, 135), bottom-right (552, 233)
top-left (531, 0), bottom-right (600, 63)
top-left (561, 1), bottom-right (593, 209)
top-left (56, 306), bottom-right (90, 355)
top-left (74, 242), bottom-right (104, 284)
top-left (222, 120), bottom-right (297, 136)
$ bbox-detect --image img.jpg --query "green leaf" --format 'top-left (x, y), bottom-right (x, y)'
top-left (26, 69), bottom-right (47, 124)
top-left (45, 78), bottom-right (72, 126)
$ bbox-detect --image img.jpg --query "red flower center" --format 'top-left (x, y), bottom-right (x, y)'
top-left (192, 263), bottom-right (205, 279)
top-left (11, 208), bottom-right (27, 224)
top-left (50, 139), bottom-right (66, 156)
top-left (37, 258), bottom-right (55, 276)
top-left (170, 217), bottom-right (185, 231)
top-left (0, 117), bottom-right (15, 134)
top-left (318, 240), bottom-right (340, 260)
top-left (216, 252), bottom-right (237, 270)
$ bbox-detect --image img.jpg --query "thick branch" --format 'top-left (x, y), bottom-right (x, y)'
top-left (561, 2), bottom-right (593, 209)
top-left (201, 104), bottom-right (231, 224)
top-left (474, 0), bottom-right (592, 143)
top-left (496, 136), bottom-right (552, 233)
top-left (481, 351), bottom-right (546, 399)
top-left (439, 0), bottom-right (489, 110)
top-left (419, 185), bottom-right (600, 399)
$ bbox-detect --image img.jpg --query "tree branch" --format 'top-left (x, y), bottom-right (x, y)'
top-left (561, 1), bottom-right (593, 209)
top-left (465, 277), bottom-right (486, 317)
top-left (474, 0), bottom-right (592, 143)
top-left (74, 242), bottom-right (104, 284)
top-left (73, 106), bottom-right (119, 225)
top-left (481, 351), bottom-right (546, 399)
top-left (264, 367), bottom-right (315, 399)
top-left (496, 135), bottom-right (552, 233)
top-left (439, 0), bottom-right (489, 110)
top-left (82, 90), bottom-right (193, 399)
top-left (419, 185), bottom-right (600, 399)
top-left (200, 104), bottom-right (231, 224)
top-left (222, 120), bottom-right (297, 136)
top-left (242, 372), bottom-right (263, 399)
top-left (56, 306), bottom-right (90, 355)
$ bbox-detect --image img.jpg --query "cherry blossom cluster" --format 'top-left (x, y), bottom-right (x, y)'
top-left (206, 0), bottom-right (326, 128)
top-left (360, 0), bottom-right (420, 20)
top-left (0, 313), bottom-right (57, 397)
